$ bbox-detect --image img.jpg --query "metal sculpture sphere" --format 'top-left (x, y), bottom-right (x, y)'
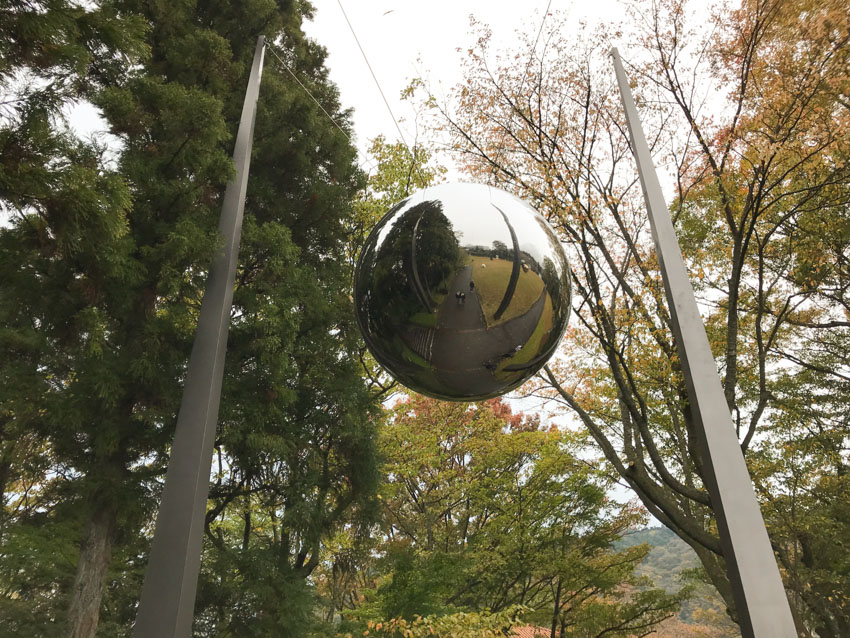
top-left (354, 182), bottom-right (571, 401)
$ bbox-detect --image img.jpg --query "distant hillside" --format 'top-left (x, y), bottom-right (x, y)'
top-left (618, 527), bottom-right (741, 637)
top-left (618, 527), bottom-right (699, 592)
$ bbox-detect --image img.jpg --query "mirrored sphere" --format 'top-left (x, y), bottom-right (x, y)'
top-left (354, 182), bottom-right (571, 401)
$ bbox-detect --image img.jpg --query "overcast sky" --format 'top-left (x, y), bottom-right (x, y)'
top-left (301, 0), bottom-right (620, 173)
top-left (66, 1), bottom-right (621, 175)
top-left (55, 1), bottom-right (706, 506)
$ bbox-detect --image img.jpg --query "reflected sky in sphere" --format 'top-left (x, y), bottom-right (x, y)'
top-left (354, 182), bottom-right (572, 401)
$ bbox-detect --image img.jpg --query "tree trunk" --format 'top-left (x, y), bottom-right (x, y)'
top-left (550, 577), bottom-right (561, 638)
top-left (691, 542), bottom-right (738, 624)
top-left (66, 500), bottom-right (117, 638)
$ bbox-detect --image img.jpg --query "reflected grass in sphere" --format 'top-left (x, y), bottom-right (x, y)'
top-left (354, 182), bottom-right (571, 401)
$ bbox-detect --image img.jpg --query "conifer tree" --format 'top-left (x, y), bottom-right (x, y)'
top-left (1, 1), bottom-right (379, 636)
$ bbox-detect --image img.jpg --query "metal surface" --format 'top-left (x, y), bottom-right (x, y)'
top-left (354, 182), bottom-right (571, 401)
top-left (133, 36), bottom-right (266, 638)
top-left (610, 48), bottom-right (796, 638)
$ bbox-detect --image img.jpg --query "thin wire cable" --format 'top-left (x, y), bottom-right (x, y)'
top-left (265, 43), bottom-right (354, 145)
top-left (264, 42), bottom-right (379, 175)
top-left (529, 0), bottom-right (554, 68)
top-left (493, 1), bottom-right (554, 174)
top-left (335, 0), bottom-right (414, 161)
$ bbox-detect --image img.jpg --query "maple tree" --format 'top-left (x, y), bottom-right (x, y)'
top-left (424, 0), bottom-right (849, 635)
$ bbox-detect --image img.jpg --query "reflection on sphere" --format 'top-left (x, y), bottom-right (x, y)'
top-left (354, 182), bottom-right (571, 401)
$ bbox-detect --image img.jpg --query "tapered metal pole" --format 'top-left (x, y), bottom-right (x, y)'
top-left (609, 48), bottom-right (795, 638)
top-left (133, 35), bottom-right (266, 638)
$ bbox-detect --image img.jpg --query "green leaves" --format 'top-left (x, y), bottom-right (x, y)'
top-left (2, 1), bottom-right (380, 636)
top-left (0, 0), bottom-right (149, 99)
top-left (356, 605), bottom-right (530, 638)
top-left (324, 395), bottom-right (682, 637)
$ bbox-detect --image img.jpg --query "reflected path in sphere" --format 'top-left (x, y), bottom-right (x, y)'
top-left (402, 265), bottom-right (547, 397)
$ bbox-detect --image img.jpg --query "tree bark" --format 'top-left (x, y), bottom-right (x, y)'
top-left (66, 499), bottom-right (117, 638)
top-left (550, 577), bottom-right (561, 638)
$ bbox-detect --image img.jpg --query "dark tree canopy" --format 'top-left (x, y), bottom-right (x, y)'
top-left (1, 1), bottom-right (380, 636)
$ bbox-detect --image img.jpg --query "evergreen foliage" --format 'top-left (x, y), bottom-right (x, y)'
top-left (1, 1), bottom-right (379, 636)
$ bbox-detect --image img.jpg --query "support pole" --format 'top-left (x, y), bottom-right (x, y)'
top-left (133, 35), bottom-right (266, 638)
top-left (609, 48), bottom-right (795, 638)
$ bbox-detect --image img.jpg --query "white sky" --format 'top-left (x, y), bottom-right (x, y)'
top-left (68, 0), bottom-right (623, 178)
top-left (301, 5), bottom-right (674, 512)
top-left (62, 1), bottom-right (623, 421)
top-left (64, 2), bottom-right (640, 416)
top-left (302, 0), bottom-right (621, 174)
